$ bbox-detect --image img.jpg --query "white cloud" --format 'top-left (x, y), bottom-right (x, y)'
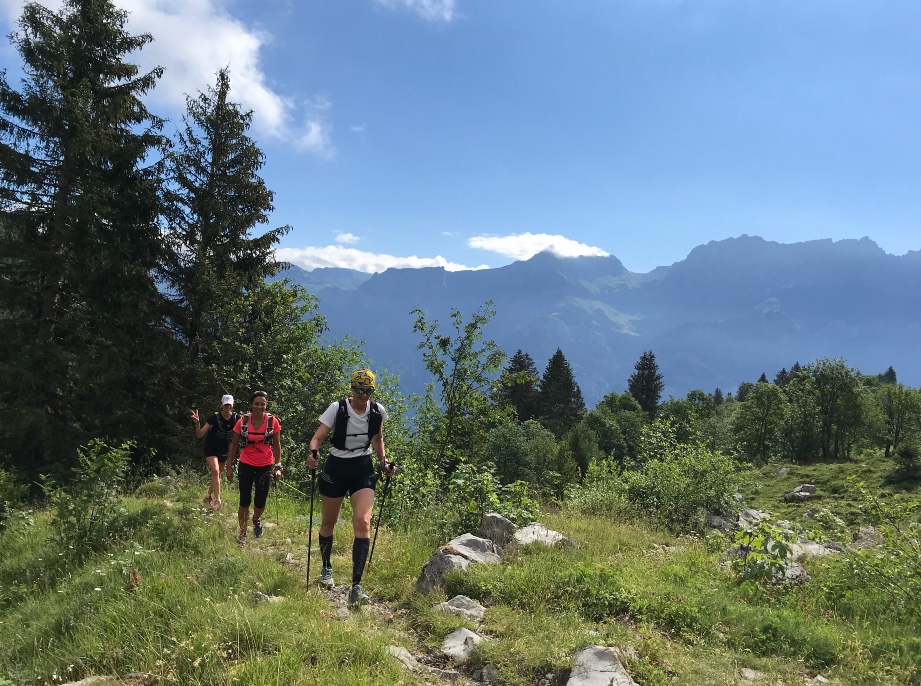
top-left (374, 0), bottom-right (457, 22)
top-left (277, 245), bottom-right (488, 273)
top-left (0, 0), bottom-right (331, 156)
top-left (468, 233), bottom-right (610, 260)
top-left (296, 96), bottom-right (335, 158)
top-left (335, 232), bottom-right (360, 244)
top-left (350, 124), bottom-right (366, 133)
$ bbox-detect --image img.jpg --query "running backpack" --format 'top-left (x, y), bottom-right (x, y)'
top-left (211, 413), bottom-right (238, 441)
top-left (240, 413), bottom-right (275, 448)
top-left (331, 400), bottom-right (382, 451)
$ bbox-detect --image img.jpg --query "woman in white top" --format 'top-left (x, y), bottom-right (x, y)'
top-left (307, 368), bottom-right (395, 607)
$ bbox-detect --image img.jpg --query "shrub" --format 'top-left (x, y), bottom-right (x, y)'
top-left (620, 423), bottom-right (744, 532)
top-left (565, 457), bottom-right (630, 518)
top-left (728, 518), bottom-right (795, 583)
top-left (42, 440), bottom-right (133, 554)
top-left (844, 479), bottom-right (921, 626)
top-left (894, 443), bottom-right (920, 478)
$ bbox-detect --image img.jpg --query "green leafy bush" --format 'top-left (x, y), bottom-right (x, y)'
top-left (621, 423), bottom-right (743, 532)
top-left (729, 518), bottom-right (795, 583)
top-left (42, 440), bottom-right (133, 554)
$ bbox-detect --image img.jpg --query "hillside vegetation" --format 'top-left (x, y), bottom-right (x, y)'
top-left (1, 439), bottom-right (919, 686)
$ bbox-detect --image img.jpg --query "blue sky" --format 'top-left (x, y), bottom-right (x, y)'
top-left (3, 0), bottom-right (921, 273)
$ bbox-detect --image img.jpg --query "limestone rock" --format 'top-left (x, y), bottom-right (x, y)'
top-left (417, 550), bottom-right (472, 592)
top-left (417, 534), bottom-right (501, 592)
top-left (446, 533), bottom-right (502, 563)
top-left (441, 627), bottom-right (483, 662)
top-left (566, 645), bottom-right (638, 686)
top-left (251, 591), bottom-right (283, 604)
top-left (472, 663), bottom-right (500, 683)
top-left (387, 646), bottom-right (421, 672)
top-left (436, 595), bottom-right (486, 622)
top-left (740, 667), bottom-right (763, 681)
top-left (852, 526), bottom-right (884, 547)
top-left (476, 512), bottom-right (518, 550)
top-left (738, 508), bottom-right (769, 527)
top-left (513, 522), bottom-right (566, 547)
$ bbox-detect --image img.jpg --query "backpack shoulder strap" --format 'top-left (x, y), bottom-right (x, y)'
top-left (263, 413), bottom-right (274, 443)
top-left (331, 400), bottom-right (349, 450)
top-left (241, 413), bottom-right (251, 447)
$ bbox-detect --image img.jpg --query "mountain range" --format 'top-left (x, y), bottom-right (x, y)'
top-left (278, 235), bottom-right (921, 406)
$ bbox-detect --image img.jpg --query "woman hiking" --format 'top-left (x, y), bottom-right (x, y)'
top-left (307, 368), bottom-right (395, 607)
top-left (225, 391), bottom-right (282, 546)
top-left (191, 395), bottom-right (239, 509)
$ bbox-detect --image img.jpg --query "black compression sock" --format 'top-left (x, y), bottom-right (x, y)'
top-left (319, 534), bottom-right (333, 569)
top-left (352, 537), bottom-right (370, 586)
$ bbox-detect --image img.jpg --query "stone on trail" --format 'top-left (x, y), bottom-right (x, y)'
top-left (566, 646), bottom-right (638, 686)
top-left (436, 594), bottom-right (486, 622)
top-left (441, 627), bottom-right (483, 662)
top-left (387, 646), bottom-right (422, 672)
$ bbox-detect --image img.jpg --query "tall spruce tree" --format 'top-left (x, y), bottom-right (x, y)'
top-left (161, 68), bottom-right (289, 375)
top-left (627, 350), bottom-right (664, 419)
top-left (495, 349), bottom-right (540, 421)
top-left (537, 348), bottom-right (585, 437)
top-left (0, 0), bottom-right (169, 475)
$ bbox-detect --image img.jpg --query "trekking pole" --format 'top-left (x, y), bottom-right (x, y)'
top-left (368, 464), bottom-right (396, 570)
top-left (306, 466), bottom-right (317, 585)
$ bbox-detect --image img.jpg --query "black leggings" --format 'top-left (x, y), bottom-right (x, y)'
top-left (237, 462), bottom-right (272, 508)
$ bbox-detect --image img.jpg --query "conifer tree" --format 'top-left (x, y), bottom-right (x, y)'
top-left (627, 350), bottom-right (664, 419)
top-left (0, 0), bottom-right (169, 474)
top-left (537, 348), bottom-right (585, 437)
top-left (495, 349), bottom-right (540, 421)
top-left (774, 368), bottom-right (789, 387)
top-left (713, 387), bottom-right (724, 405)
top-left (160, 68), bottom-right (289, 370)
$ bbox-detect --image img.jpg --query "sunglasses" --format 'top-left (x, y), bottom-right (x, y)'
top-left (352, 387), bottom-right (373, 397)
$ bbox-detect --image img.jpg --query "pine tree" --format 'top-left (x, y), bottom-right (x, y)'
top-left (713, 387), bottom-right (724, 405)
top-left (774, 368), bottom-right (789, 387)
top-left (758, 372), bottom-right (768, 384)
top-left (160, 68), bottom-right (289, 370)
top-left (537, 348), bottom-right (586, 437)
top-left (0, 0), bottom-right (169, 475)
top-left (495, 350), bottom-right (540, 421)
top-left (627, 350), bottom-right (664, 419)
top-left (880, 366), bottom-right (897, 385)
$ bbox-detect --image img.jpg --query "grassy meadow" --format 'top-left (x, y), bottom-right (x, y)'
top-left (0, 458), bottom-right (919, 686)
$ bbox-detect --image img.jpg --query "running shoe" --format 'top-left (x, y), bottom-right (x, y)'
top-left (348, 584), bottom-right (369, 607)
top-left (211, 499), bottom-right (222, 509)
top-left (317, 566), bottom-right (334, 589)
top-left (253, 519), bottom-right (264, 538)
top-left (236, 531), bottom-right (247, 546)
top-left (204, 494), bottom-right (213, 507)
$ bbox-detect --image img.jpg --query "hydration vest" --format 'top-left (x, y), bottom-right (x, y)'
top-left (210, 413), bottom-right (238, 441)
top-left (240, 413), bottom-right (275, 448)
top-left (331, 400), bottom-right (382, 451)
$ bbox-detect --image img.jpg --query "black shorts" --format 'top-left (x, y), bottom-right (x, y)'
top-left (204, 442), bottom-right (230, 462)
top-left (318, 454), bottom-right (378, 499)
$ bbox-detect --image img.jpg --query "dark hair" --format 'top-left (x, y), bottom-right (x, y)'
top-left (250, 391), bottom-right (268, 402)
